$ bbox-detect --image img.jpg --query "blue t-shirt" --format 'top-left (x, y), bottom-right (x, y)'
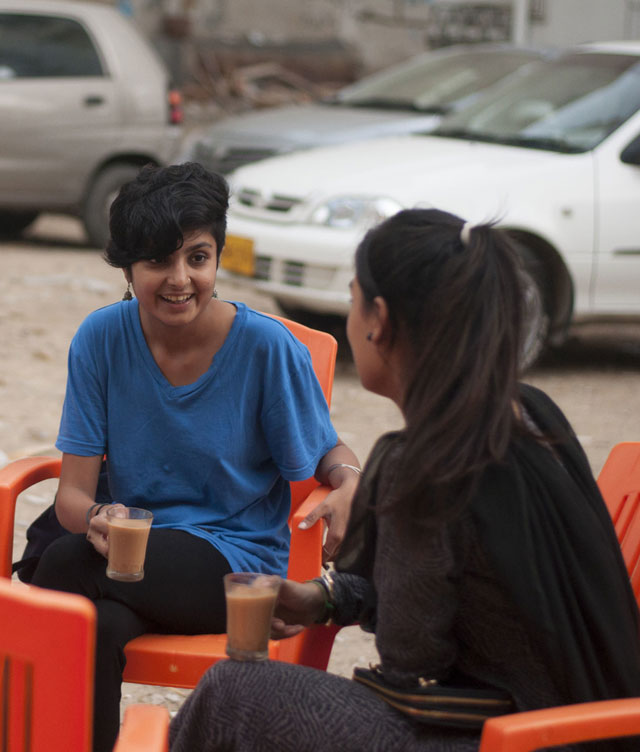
top-left (56, 300), bottom-right (337, 576)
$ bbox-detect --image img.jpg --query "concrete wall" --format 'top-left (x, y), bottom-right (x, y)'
top-left (114, 0), bottom-right (640, 75)
top-left (525, 0), bottom-right (638, 48)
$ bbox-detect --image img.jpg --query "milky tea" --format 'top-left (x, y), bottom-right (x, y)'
top-left (224, 573), bottom-right (282, 661)
top-left (106, 507), bottom-right (153, 582)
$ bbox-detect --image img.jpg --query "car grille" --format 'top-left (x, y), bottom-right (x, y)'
top-left (253, 257), bottom-right (335, 289)
top-left (254, 255), bottom-right (272, 281)
top-left (192, 143), bottom-right (278, 174)
top-left (236, 188), bottom-right (302, 213)
top-left (283, 261), bottom-right (304, 286)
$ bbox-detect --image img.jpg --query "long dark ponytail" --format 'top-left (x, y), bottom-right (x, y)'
top-left (355, 208), bottom-right (527, 523)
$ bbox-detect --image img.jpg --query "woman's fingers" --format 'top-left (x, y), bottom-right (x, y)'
top-left (86, 503), bottom-right (118, 559)
top-left (270, 618), bottom-right (305, 640)
top-left (86, 527), bottom-right (109, 558)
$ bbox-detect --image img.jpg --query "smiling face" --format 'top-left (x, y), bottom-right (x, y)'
top-left (125, 229), bottom-right (218, 333)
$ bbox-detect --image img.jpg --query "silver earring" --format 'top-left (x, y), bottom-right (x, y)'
top-left (122, 283), bottom-right (132, 301)
top-left (212, 288), bottom-right (218, 299)
top-left (366, 332), bottom-right (373, 341)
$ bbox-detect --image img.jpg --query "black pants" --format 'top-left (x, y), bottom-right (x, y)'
top-left (31, 530), bottom-right (232, 752)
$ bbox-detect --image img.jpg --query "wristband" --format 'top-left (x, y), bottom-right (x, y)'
top-left (85, 502), bottom-right (109, 525)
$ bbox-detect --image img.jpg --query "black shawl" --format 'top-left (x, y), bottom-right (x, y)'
top-left (473, 384), bottom-right (640, 703)
top-left (337, 384), bottom-right (640, 706)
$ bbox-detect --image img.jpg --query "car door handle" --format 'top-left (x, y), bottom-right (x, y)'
top-left (84, 95), bottom-right (105, 107)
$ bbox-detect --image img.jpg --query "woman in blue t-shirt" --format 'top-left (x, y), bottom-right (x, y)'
top-left (31, 162), bottom-right (360, 752)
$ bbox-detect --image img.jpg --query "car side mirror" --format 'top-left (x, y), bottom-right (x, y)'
top-left (620, 134), bottom-right (640, 166)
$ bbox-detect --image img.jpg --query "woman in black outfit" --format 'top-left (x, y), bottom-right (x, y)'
top-left (169, 208), bottom-right (640, 752)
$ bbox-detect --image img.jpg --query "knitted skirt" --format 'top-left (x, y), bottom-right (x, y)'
top-left (169, 659), bottom-right (480, 752)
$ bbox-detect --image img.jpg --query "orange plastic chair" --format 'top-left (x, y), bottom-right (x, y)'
top-left (479, 698), bottom-right (640, 751)
top-left (0, 315), bottom-right (339, 690)
top-left (113, 705), bottom-right (171, 752)
top-left (0, 576), bottom-right (169, 752)
top-left (597, 441), bottom-right (640, 603)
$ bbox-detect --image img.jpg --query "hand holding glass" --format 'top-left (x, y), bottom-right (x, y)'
top-left (224, 572), bottom-right (282, 661)
top-left (106, 507), bottom-right (153, 582)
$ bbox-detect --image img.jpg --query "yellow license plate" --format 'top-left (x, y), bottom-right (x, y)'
top-left (222, 234), bottom-right (255, 277)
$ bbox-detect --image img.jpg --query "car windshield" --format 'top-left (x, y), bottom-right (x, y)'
top-left (331, 49), bottom-right (541, 113)
top-left (433, 51), bottom-right (640, 152)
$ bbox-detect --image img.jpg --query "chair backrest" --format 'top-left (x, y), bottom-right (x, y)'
top-left (479, 698), bottom-right (640, 751)
top-left (597, 442), bottom-right (640, 602)
top-left (267, 315), bottom-right (338, 515)
top-left (0, 578), bottom-right (95, 751)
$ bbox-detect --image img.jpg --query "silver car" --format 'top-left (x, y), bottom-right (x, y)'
top-left (0, 0), bottom-right (183, 247)
top-left (181, 44), bottom-right (546, 175)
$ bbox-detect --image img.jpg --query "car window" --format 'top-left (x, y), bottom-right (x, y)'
top-left (336, 50), bottom-right (541, 111)
top-left (435, 52), bottom-right (640, 152)
top-left (0, 13), bottom-right (103, 79)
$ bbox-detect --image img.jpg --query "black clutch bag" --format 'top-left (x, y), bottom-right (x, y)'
top-left (353, 665), bottom-right (514, 729)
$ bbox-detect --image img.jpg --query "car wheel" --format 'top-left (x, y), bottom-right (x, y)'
top-left (82, 164), bottom-right (142, 248)
top-left (0, 210), bottom-right (39, 238)
top-left (517, 248), bottom-right (551, 371)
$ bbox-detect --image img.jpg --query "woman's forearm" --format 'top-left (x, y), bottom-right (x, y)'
top-left (315, 437), bottom-right (361, 489)
top-left (55, 453), bottom-right (104, 532)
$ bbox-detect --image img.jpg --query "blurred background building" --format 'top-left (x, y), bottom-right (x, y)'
top-left (107, 1), bottom-right (640, 71)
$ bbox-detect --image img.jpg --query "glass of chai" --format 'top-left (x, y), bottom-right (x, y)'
top-left (106, 506), bottom-right (153, 582)
top-left (224, 572), bottom-right (283, 661)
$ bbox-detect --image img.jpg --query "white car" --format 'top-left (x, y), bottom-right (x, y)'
top-left (221, 42), bottom-right (640, 366)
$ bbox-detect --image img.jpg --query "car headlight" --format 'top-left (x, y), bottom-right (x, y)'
top-left (309, 196), bottom-right (402, 229)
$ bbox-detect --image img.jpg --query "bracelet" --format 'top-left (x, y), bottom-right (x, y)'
top-left (307, 575), bottom-right (336, 625)
top-left (85, 502), bottom-right (110, 525)
top-left (326, 463), bottom-right (361, 478)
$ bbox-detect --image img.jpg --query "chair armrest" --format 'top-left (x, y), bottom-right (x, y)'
top-left (479, 699), bottom-right (640, 752)
top-left (113, 704), bottom-right (170, 752)
top-left (290, 484), bottom-right (331, 529)
top-left (288, 485), bottom-right (331, 583)
top-left (0, 456), bottom-right (62, 498)
top-left (0, 456), bottom-right (62, 578)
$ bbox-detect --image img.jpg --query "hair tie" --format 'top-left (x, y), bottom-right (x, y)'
top-left (460, 221), bottom-right (474, 246)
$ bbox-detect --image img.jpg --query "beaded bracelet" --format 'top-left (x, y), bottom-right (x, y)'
top-left (307, 575), bottom-right (336, 625)
top-left (85, 502), bottom-right (110, 525)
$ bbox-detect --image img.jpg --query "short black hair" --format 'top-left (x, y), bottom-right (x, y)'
top-left (104, 162), bottom-right (230, 268)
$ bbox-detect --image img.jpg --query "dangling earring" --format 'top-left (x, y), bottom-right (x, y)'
top-left (122, 282), bottom-right (133, 301)
top-left (212, 288), bottom-right (218, 299)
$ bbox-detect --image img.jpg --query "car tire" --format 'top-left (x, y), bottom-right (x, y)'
top-left (0, 210), bottom-right (39, 238)
top-left (82, 164), bottom-right (142, 249)
top-left (516, 248), bottom-right (551, 371)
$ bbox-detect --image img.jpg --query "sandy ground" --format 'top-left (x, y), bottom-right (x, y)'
top-left (2, 214), bottom-right (640, 720)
